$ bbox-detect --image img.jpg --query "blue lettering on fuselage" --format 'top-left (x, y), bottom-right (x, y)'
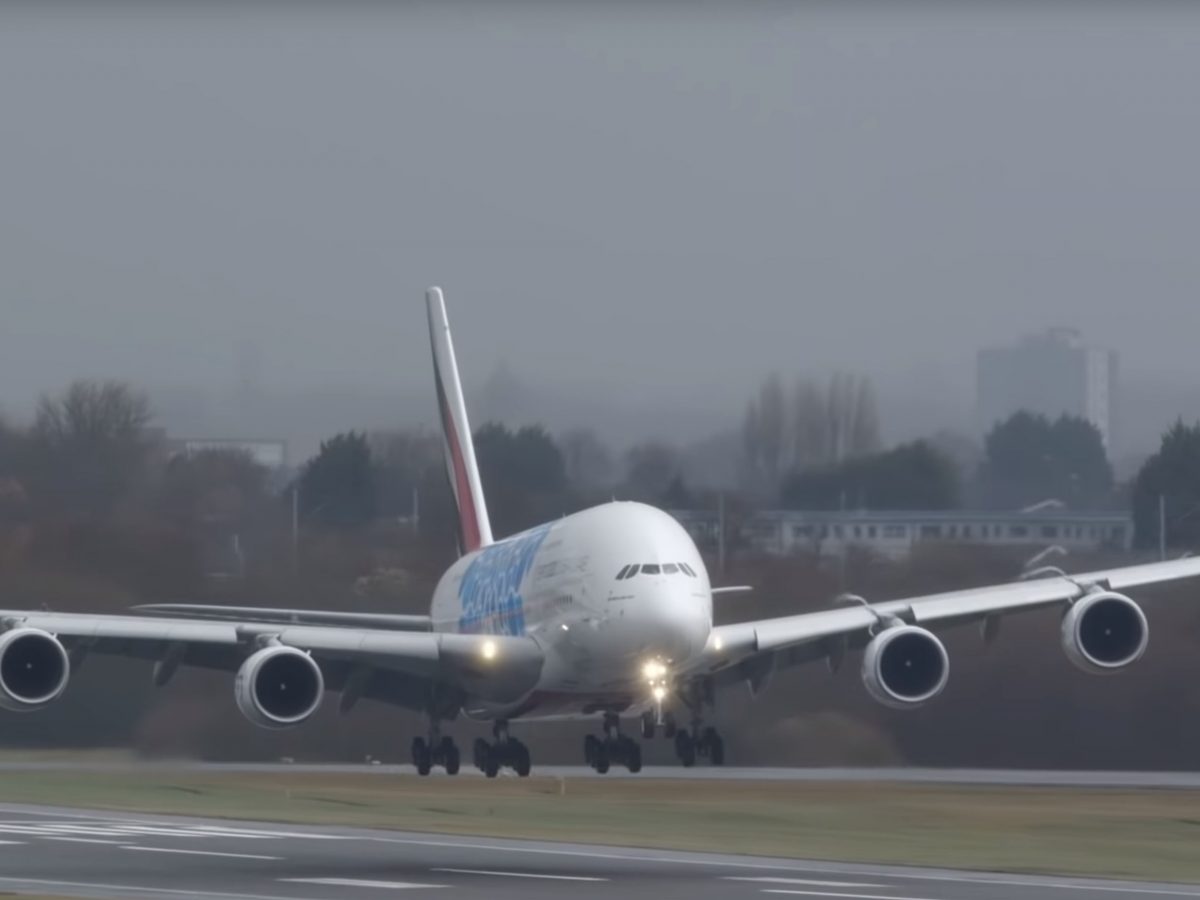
top-left (457, 524), bottom-right (552, 635)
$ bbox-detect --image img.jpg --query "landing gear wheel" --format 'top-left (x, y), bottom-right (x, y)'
top-left (482, 745), bottom-right (500, 778)
top-left (663, 713), bottom-right (677, 739)
top-left (583, 734), bottom-right (601, 767)
top-left (439, 736), bottom-right (461, 775)
top-left (674, 729), bottom-right (696, 767)
top-left (511, 739), bottom-right (532, 777)
top-left (640, 712), bottom-right (656, 740)
top-left (411, 736), bottom-right (432, 776)
top-left (625, 740), bottom-right (643, 773)
top-left (593, 741), bottom-right (610, 774)
top-left (473, 737), bottom-right (490, 771)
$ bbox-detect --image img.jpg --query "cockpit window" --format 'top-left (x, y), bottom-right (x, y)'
top-left (662, 563), bottom-right (679, 574)
top-left (622, 564), bottom-right (639, 579)
top-left (616, 565), bottom-right (631, 579)
top-left (641, 563), bottom-right (661, 575)
top-left (679, 562), bottom-right (696, 577)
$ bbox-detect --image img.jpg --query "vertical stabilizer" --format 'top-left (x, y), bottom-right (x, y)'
top-left (426, 287), bottom-right (494, 554)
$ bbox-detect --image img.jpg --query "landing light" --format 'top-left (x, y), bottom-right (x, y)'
top-left (481, 639), bottom-right (497, 661)
top-left (652, 685), bottom-right (667, 702)
top-left (713, 635), bottom-right (724, 652)
top-left (642, 660), bottom-right (667, 681)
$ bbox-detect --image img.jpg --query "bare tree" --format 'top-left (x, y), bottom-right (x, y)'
top-left (31, 380), bottom-right (154, 516)
top-left (757, 374), bottom-right (786, 484)
top-left (560, 428), bottom-right (614, 489)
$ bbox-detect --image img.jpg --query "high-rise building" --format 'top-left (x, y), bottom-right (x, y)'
top-left (976, 328), bottom-right (1118, 447)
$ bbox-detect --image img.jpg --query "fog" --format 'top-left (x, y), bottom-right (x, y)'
top-left (3, 2), bottom-right (1200, 457)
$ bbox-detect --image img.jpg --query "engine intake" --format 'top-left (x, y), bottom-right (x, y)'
top-left (861, 625), bottom-right (949, 708)
top-left (0, 628), bottom-right (70, 711)
top-left (235, 645), bottom-right (324, 728)
top-left (1061, 591), bottom-right (1148, 674)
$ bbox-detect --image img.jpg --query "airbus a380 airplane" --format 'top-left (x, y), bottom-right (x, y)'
top-left (1, 287), bottom-right (1198, 777)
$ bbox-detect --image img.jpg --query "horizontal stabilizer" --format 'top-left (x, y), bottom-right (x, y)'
top-left (132, 604), bottom-right (432, 632)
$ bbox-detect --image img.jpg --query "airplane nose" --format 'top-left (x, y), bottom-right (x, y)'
top-left (644, 587), bottom-right (710, 664)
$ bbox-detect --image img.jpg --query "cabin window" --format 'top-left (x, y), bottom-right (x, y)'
top-left (642, 564), bottom-right (661, 575)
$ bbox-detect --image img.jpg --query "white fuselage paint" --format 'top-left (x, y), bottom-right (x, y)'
top-left (429, 502), bottom-right (713, 721)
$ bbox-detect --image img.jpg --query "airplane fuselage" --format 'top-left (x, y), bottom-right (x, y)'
top-left (430, 501), bottom-right (713, 720)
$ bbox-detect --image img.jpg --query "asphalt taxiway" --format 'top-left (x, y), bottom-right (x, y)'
top-left (0, 802), bottom-right (1195, 900)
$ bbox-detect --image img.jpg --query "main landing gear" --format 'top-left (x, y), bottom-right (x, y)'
top-left (472, 720), bottom-right (532, 778)
top-left (669, 680), bottom-right (725, 767)
top-left (583, 712), bottom-right (642, 774)
top-left (411, 722), bottom-right (460, 776)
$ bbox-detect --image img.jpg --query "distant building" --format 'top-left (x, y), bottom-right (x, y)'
top-left (177, 438), bottom-right (288, 470)
top-left (977, 328), bottom-right (1117, 447)
top-left (672, 507), bottom-right (1132, 561)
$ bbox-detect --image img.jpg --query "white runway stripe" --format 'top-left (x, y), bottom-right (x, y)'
top-left (433, 866), bottom-right (608, 881)
top-left (761, 892), bottom-right (945, 899)
top-left (46, 837), bottom-right (122, 845)
top-left (282, 877), bottom-right (447, 889)
top-left (727, 878), bottom-right (886, 888)
top-left (122, 845), bottom-right (281, 860)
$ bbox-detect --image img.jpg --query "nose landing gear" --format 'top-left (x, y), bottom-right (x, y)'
top-left (472, 720), bottom-right (532, 778)
top-left (583, 712), bottom-right (642, 773)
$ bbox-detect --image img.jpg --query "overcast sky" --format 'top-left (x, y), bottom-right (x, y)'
top-left (3, 2), bottom-right (1199, 451)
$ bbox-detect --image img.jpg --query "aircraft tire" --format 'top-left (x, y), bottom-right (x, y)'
top-left (483, 746), bottom-right (500, 778)
top-left (411, 737), bottom-right (432, 776)
top-left (674, 730), bottom-right (696, 767)
top-left (473, 738), bottom-right (490, 771)
top-left (640, 712), bottom-right (656, 739)
top-left (512, 740), bottom-right (532, 777)
top-left (443, 739), bottom-right (461, 775)
top-left (626, 740), bottom-right (642, 773)
top-left (593, 742), bottom-right (610, 774)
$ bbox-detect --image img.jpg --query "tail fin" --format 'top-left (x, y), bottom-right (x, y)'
top-left (426, 287), bottom-right (494, 554)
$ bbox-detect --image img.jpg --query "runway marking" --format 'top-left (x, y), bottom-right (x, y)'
top-left (0, 839), bottom-right (23, 844)
top-left (282, 878), bottom-right (447, 890)
top-left (0, 876), bottom-right (327, 900)
top-left (46, 836), bottom-right (122, 845)
top-left (727, 878), bottom-right (887, 888)
top-left (433, 866), bottom-right (608, 881)
top-left (761, 893), bottom-right (941, 899)
top-left (122, 845), bottom-right (282, 860)
top-left (368, 836), bottom-right (1200, 895)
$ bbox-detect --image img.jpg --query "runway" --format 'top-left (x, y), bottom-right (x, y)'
top-left (4, 760), bottom-right (1200, 788)
top-left (0, 802), bottom-right (1194, 900)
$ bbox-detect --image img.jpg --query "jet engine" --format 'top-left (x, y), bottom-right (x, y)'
top-left (234, 645), bottom-right (324, 728)
top-left (861, 625), bottom-right (949, 709)
top-left (1061, 591), bottom-right (1148, 674)
top-left (0, 627), bottom-right (70, 711)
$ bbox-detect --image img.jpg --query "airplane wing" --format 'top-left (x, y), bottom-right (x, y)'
top-left (688, 557), bottom-right (1200, 696)
top-left (0, 608), bottom-right (542, 718)
top-left (132, 604), bottom-right (433, 632)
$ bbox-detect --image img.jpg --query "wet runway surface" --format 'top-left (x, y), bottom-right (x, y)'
top-left (0, 802), bottom-right (1195, 900)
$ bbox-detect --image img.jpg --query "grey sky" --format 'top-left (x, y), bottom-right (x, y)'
top-left (3, 3), bottom-right (1199, 454)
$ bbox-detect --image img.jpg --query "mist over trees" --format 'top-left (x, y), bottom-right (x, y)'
top-left (780, 441), bottom-right (960, 511)
top-left (1132, 421), bottom-right (1200, 549)
top-left (743, 373), bottom-right (882, 494)
top-left (978, 412), bottom-right (1114, 510)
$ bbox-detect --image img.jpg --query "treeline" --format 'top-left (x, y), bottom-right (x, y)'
top-left (740, 372), bottom-right (1200, 549)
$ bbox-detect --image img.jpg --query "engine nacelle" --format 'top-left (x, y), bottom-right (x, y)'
top-left (0, 627), bottom-right (70, 711)
top-left (1061, 591), bottom-right (1148, 674)
top-left (234, 645), bottom-right (324, 728)
top-left (861, 625), bottom-right (949, 709)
